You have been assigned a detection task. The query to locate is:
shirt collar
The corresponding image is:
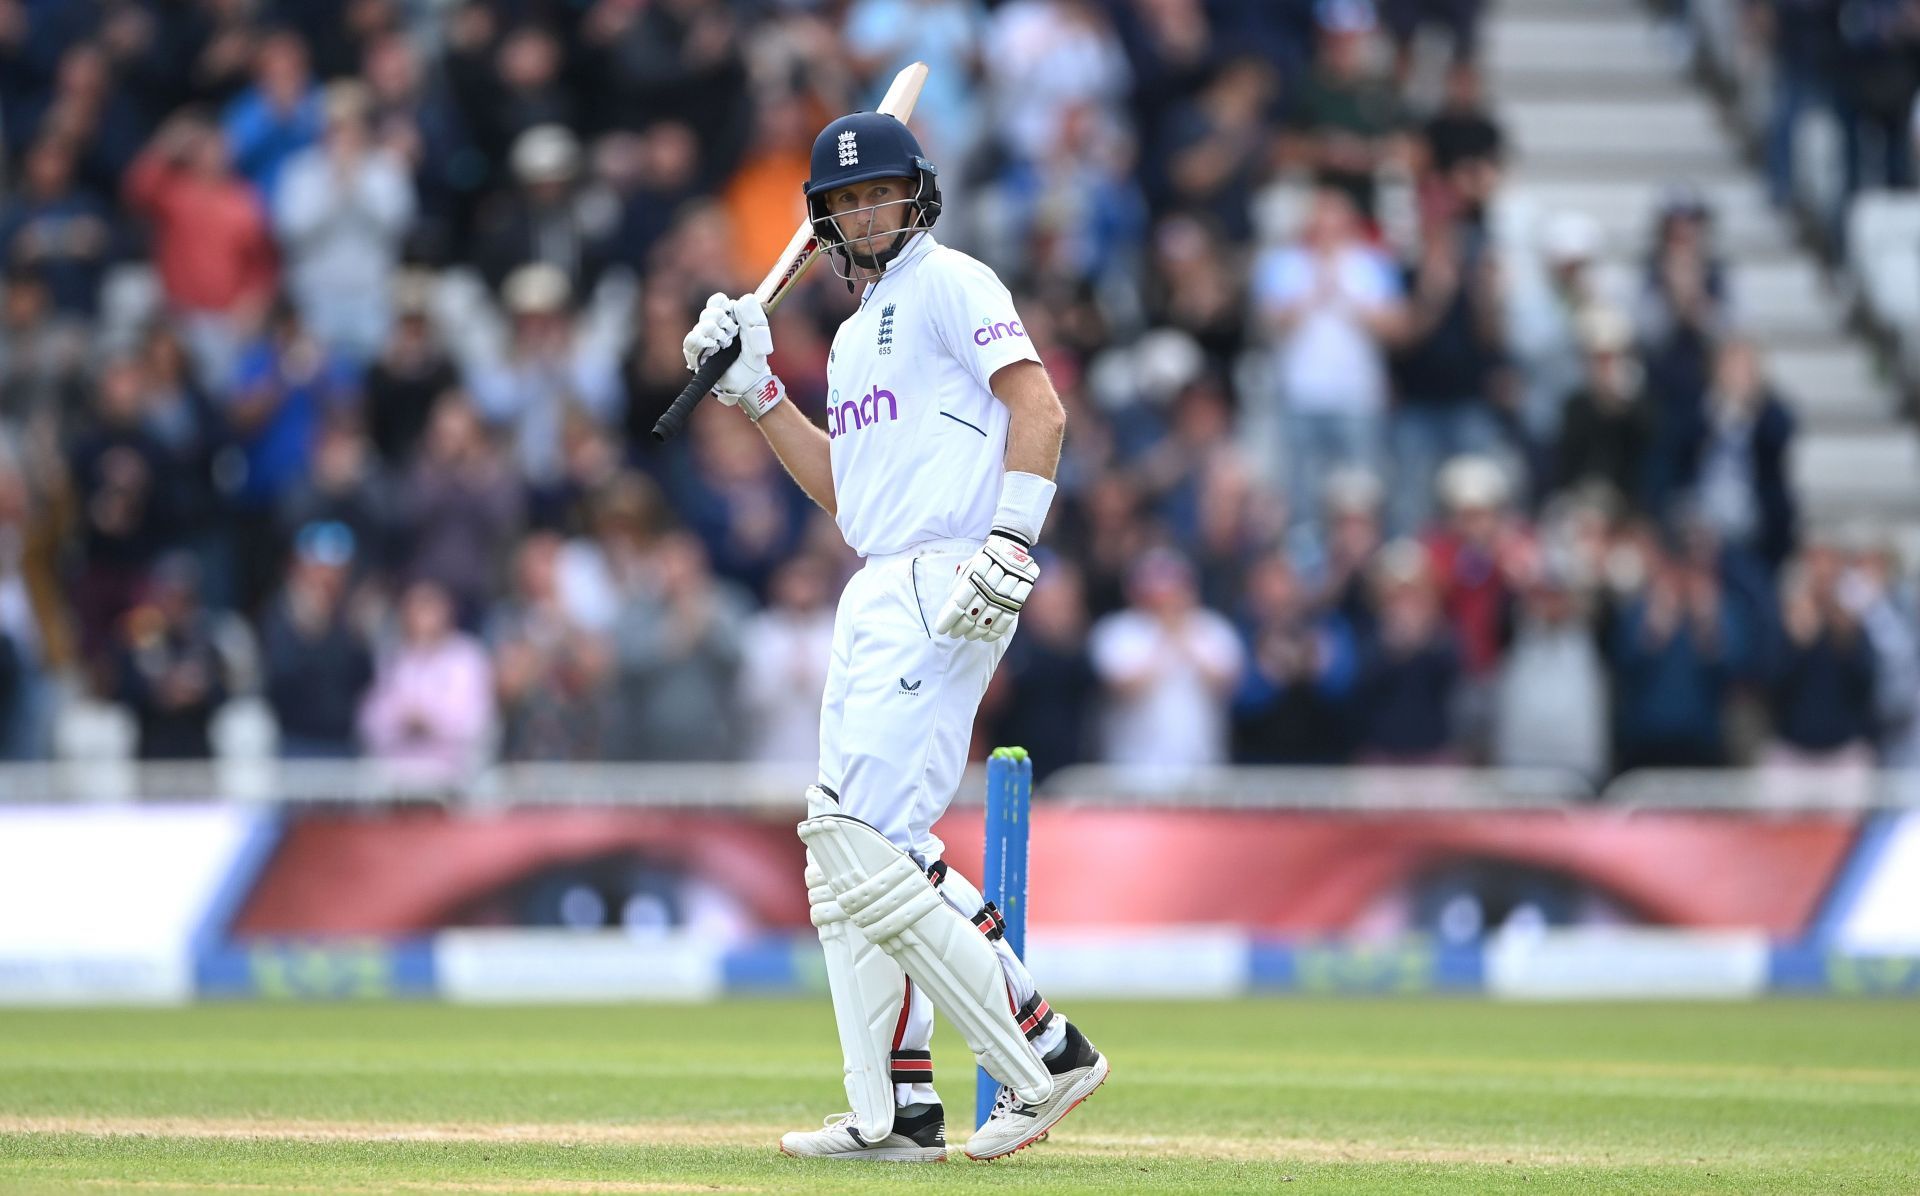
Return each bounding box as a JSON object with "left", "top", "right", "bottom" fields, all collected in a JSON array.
[{"left": 860, "top": 230, "right": 939, "bottom": 303}]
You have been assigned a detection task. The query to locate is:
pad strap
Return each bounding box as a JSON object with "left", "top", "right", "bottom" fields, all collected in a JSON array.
[
  {"left": 1014, "top": 991, "right": 1054, "bottom": 1042},
  {"left": 926, "top": 861, "right": 1006, "bottom": 942},
  {"left": 889, "top": 1048, "right": 933, "bottom": 1084},
  {"left": 972, "top": 902, "right": 1007, "bottom": 942}
]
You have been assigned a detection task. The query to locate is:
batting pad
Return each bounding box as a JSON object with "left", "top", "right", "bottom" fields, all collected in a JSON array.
[
  {"left": 804, "top": 790, "right": 906, "bottom": 1135},
  {"left": 798, "top": 813, "right": 1052, "bottom": 1104}
]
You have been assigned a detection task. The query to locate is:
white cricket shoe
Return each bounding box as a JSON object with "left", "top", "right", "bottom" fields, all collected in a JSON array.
[
  {"left": 965, "top": 1021, "right": 1110, "bottom": 1161},
  {"left": 778, "top": 1104, "right": 947, "bottom": 1162}
]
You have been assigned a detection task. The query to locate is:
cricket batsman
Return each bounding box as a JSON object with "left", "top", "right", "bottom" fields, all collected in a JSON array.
[{"left": 680, "top": 111, "right": 1108, "bottom": 1162}]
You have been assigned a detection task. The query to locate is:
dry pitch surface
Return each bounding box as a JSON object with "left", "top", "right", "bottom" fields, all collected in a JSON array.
[{"left": 0, "top": 999, "right": 1915, "bottom": 1193}]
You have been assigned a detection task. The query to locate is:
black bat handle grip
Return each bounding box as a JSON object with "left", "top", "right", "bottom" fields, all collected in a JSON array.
[{"left": 652, "top": 337, "right": 743, "bottom": 442}]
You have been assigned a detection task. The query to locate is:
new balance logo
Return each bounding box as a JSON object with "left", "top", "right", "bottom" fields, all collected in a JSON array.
[
  {"left": 898, "top": 677, "right": 922, "bottom": 695},
  {"left": 837, "top": 130, "right": 858, "bottom": 167}
]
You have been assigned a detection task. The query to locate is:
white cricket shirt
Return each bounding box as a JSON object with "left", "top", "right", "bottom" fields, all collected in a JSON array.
[{"left": 824, "top": 233, "right": 1042, "bottom": 557}]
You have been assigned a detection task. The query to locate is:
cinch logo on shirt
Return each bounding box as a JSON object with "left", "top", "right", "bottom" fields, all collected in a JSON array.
[
  {"left": 827, "top": 385, "right": 899, "bottom": 438},
  {"left": 973, "top": 317, "right": 1026, "bottom": 347}
]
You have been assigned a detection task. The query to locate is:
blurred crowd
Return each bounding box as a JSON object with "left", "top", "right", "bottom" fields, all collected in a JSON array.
[
  {"left": 1748, "top": 0, "right": 1920, "bottom": 223},
  {"left": 2, "top": 0, "right": 1918, "bottom": 790}
]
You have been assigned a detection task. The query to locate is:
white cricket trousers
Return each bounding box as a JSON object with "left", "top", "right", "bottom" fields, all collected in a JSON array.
[{"left": 815, "top": 537, "right": 1065, "bottom": 1106}]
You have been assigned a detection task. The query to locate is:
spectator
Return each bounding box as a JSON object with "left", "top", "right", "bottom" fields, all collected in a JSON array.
[
  {"left": 1842, "top": 534, "right": 1920, "bottom": 766},
  {"left": 68, "top": 358, "right": 180, "bottom": 665},
  {"left": 581, "top": 1, "right": 746, "bottom": 168},
  {"left": 113, "top": 554, "right": 230, "bottom": 759},
  {"left": 20, "top": 42, "right": 148, "bottom": 199},
  {"left": 361, "top": 30, "right": 479, "bottom": 258},
  {"left": 1352, "top": 540, "right": 1461, "bottom": 762},
  {"left": 358, "top": 578, "right": 493, "bottom": 783},
  {"left": 1134, "top": 378, "right": 1267, "bottom": 600},
  {"left": 1766, "top": 546, "right": 1877, "bottom": 768},
  {"left": 135, "top": 324, "right": 224, "bottom": 584},
  {"left": 1231, "top": 552, "right": 1357, "bottom": 763},
  {"left": 1508, "top": 210, "right": 1615, "bottom": 449},
  {"left": 1637, "top": 191, "right": 1726, "bottom": 446},
  {"left": 1089, "top": 548, "right": 1242, "bottom": 768},
  {"left": 468, "top": 263, "right": 623, "bottom": 499},
  {"left": 223, "top": 302, "right": 358, "bottom": 613},
  {"left": 0, "top": 137, "right": 114, "bottom": 318},
  {"left": 1420, "top": 63, "right": 1503, "bottom": 186},
  {"left": 736, "top": 555, "right": 837, "bottom": 769},
  {"left": 1061, "top": 473, "right": 1155, "bottom": 618},
  {"left": 1287, "top": 0, "right": 1404, "bottom": 218},
  {"left": 987, "top": 558, "right": 1099, "bottom": 781},
  {"left": 1389, "top": 214, "right": 1508, "bottom": 534},
  {"left": 123, "top": 113, "right": 278, "bottom": 386},
  {"left": 1492, "top": 558, "right": 1609, "bottom": 786},
  {"left": 1310, "top": 467, "right": 1388, "bottom": 639},
  {"left": 845, "top": 0, "right": 987, "bottom": 165},
  {"left": 1424, "top": 456, "right": 1525, "bottom": 685},
  {"left": 608, "top": 122, "right": 702, "bottom": 272},
  {"left": 221, "top": 29, "right": 322, "bottom": 205},
  {"left": 621, "top": 280, "right": 700, "bottom": 454},
  {"left": 0, "top": 443, "right": 51, "bottom": 759},
  {"left": 1385, "top": 4, "right": 1484, "bottom": 91},
  {"left": 274, "top": 81, "right": 416, "bottom": 361},
  {"left": 1609, "top": 540, "right": 1742, "bottom": 769},
  {"left": 478, "top": 24, "right": 576, "bottom": 163},
  {"left": 279, "top": 418, "right": 395, "bottom": 583},
  {"left": 261, "top": 521, "right": 373, "bottom": 758},
  {"left": 1159, "top": 57, "right": 1276, "bottom": 241},
  {"left": 664, "top": 399, "right": 811, "bottom": 599},
  {"left": 1759, "top": 0, "right": 1846, "bottom": 209},
  {"left": 476, "top": 125, "right": 618, "bottom": 299},
  {"left": 983, "top": 0, "right": 1132, "bottom": 170},
  {"left": 1552, "top": 307, "right": 1653, "bottom": 511},
  {"left": 0, "top": 267, "right": 88, "bottom": 437},
  {"left": 0, "top": 614, "right": 16, "bottom": 754},
  {"left": 1255, "top": 187, "right": 1406, "bottom": 541},
  {"left": 1675, "top": 339, "right": 1797, "bottom": 574},
  {"left": 488, "top": 531, "right": 613, "bottom": 762},
  {"left": 605, "top": 531, "right": 749, "bottom": 761},
  {"left": 400, "top": 394, "right": 523, "bottom": 625},
  {"left": 720, "top": 95, "right": 816, "bottom": 291},
  {"left": 1833, "top": 0, "right": 1916, "bottom": 198},
  {"left": 363, "top": 272, "right": 459, "bottom": 470},
  {"left": 1144, "top": 214, "right": 1246, "bottom": 382}
]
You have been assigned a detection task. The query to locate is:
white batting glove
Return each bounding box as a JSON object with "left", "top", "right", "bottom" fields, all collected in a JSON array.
[
  {"left": 682, "top": 292, "right": 785, "bottom": 421},
  {"left": 934, "top": 532, "right": 1039, "bottom": 643}
]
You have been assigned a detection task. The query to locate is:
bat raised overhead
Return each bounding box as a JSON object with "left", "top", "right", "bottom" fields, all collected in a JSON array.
[{"left": 651, "top": 62, "right": 930, "bottom": 442}]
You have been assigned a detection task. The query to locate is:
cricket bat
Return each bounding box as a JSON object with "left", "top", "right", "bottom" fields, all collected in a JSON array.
[{"left": 651, "top": 61, "right": 930, "bottom": 441}]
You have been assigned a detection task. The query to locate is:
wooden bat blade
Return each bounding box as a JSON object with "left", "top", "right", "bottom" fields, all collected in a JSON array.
[{"left": 877, "top": 61, "right": 928, "bottom": 118}]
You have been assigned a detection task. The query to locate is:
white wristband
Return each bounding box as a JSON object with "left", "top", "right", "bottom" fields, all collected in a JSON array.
[
  {"left": 990, "top": 470, "right": 1056, "bottom": 545},
  {"left": 731, "top": 373, "right": 786, "bottom": 422}
]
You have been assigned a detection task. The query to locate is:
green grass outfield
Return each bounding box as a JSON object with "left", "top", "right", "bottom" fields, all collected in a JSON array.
[{"left": 0, "top": 999, "right": 1915, "bottom": 1194}]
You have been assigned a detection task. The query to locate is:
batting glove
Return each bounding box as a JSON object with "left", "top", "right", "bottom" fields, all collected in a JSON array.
[
  {"left": 934, "top": 532, "right": 1039, "bottom": 643},
  {"left": 683, "top": 292, "right": 785, "bottom": 421}
]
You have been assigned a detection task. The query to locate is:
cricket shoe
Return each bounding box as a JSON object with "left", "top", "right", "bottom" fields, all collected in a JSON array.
[
  {"left": 778, "top": 1103, "right": 947, "bottom": 1162},
  {"left": 965, "top": 1021, "right": 1109, "bottom": 1161}
]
